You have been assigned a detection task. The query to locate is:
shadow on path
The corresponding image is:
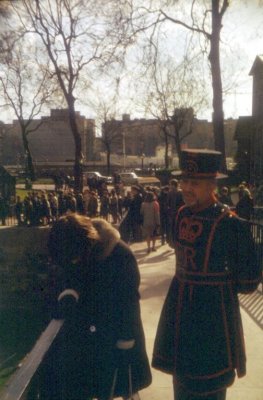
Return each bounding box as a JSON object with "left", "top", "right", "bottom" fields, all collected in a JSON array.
[
  {"left": 239, "top": 287, "right": 263, "bottom": 330},
  {"left": 134, "top": 248, "right": 175, "bottom": 264},
  {"left": 140, "top": 276, "right": 172, "bottom": 300}
]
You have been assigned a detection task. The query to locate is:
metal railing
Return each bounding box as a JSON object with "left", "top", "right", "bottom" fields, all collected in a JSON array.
[
  {"left": 249, "top": 220, "right": 263, "bottom": 292},
  {"left": 0, "top": 220, "right": 262, "bottom": 400},
  {"left": 0, "top": 319, "right": 64, "bottom": 400}
]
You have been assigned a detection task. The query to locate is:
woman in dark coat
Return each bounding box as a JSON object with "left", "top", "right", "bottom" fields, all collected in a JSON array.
[
  {"left": 43, "top": 213, "right": 151, "bottom": 400},
  {"left": 235, "top": 186, "right": 254, "bottom": 220}
]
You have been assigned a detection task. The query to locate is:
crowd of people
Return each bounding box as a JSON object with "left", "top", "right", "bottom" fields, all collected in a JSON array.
[
  {"left": 3, "top": 186, "right": 124, "bottom": 227},
  {"left": 0, "top": 177, "right": 258, "bottom": 254},
  {"left": 40, "top": 149, "right": 261, "bottom": 400}
]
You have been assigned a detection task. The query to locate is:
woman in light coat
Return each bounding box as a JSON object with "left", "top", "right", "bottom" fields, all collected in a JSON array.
[{"left": 140, "top": 191, "right": 160, "bottom": 253}]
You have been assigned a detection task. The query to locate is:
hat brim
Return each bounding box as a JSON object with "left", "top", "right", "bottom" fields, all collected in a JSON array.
[{"left": 171, "top": 171, "right": 228, "bottom": 180}]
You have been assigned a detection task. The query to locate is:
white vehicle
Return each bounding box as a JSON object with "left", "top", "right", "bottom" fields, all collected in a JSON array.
[
  {"left": 119, "top": 172, "right": 161, "bottom": 187},
  {"left": 84, "top": 171, "right": 112, "bottom": 184},
  {"left": 119, "top": 172, "right": 139, "bottom": 185}
]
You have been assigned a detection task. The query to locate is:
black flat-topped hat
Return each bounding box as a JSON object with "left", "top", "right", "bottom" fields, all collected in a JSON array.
[{"left": 172, "top": 149, "right": 228, "bottom": 179}]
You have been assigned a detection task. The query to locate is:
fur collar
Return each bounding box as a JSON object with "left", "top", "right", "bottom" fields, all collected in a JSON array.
[{"left": 91, "top": 218, "right": 120, "bottom": 260}]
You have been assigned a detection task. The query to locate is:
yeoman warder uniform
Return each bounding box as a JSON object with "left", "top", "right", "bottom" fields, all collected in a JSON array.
[{"left": 152, "top": 150, "right": 261, "bottom": 398}]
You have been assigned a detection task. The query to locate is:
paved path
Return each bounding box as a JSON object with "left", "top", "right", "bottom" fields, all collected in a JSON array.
[{"left": 129, "top": 241, "right": 263, "bottom": 400}]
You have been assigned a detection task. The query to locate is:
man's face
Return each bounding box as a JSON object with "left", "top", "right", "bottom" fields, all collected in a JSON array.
[{"left": 180, "top": 178, "right": 216, "bottom": 209}]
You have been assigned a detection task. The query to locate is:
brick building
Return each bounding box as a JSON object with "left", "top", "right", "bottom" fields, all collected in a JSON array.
[
  {"left": 0, "top": 108, "right": 237, "bottom": 171},
  {"left": 101, "top": 112, "right": 236, "bottom": 160},
  {"left": 0, "top": 109, "right": 96, "bottom": 166}
]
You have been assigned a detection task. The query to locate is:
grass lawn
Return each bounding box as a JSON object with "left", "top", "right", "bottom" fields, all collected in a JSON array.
[
  {"left": 16, "top": 178, "right": 54, "bottom": 185},
  {"left": 15, "top": 178, "right": 55, "bottom": 200}
]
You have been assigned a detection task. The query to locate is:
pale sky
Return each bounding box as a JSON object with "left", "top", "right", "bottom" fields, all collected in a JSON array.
[
  {"left": 0, "top": 0, "right": 263, "bottom": 123},
  {"left": 219, "top": 0, "right": 263, "bottom": 120}
]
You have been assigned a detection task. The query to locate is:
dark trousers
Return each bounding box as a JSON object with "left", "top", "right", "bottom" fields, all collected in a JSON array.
[{"left": 173, "top": 385, "right": 227, "bottom": 400}]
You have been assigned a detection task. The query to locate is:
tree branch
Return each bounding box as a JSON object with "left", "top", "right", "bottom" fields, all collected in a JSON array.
[{"left": 160, "top": 9, "right": 211, "bottom": 40}]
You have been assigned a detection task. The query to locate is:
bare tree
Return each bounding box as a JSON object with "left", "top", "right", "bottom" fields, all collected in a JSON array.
[
  {"left": 11, "top": 0, "right": 131, "bottom": 192},
  {"left": 144, "top": 41, "right": 208, "bottom": 167},
  {"left": 0, "top": 37, "right": 55, "bottom": 181},
  {"left": 100, "top": 114, "right": 122, "bottom": 175},
  {"left": 158, "top": 0, "right": 229, "bottom": 172},
  {"left": 117, "top": 0, "right": 228, "bottom": 171}
]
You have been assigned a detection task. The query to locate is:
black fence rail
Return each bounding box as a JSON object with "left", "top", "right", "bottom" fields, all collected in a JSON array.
[
  {"left": 0, "top": 221, "right": 262, "bottom": 400},
  {"left": 249, "top": 220, "right": 263, "bottom": 292},
  {"left": 252, "top": 206, "right": 263, "bottom": 223},
  {"left": 0, "top": 319, "right": 64, "bottom": 400}
]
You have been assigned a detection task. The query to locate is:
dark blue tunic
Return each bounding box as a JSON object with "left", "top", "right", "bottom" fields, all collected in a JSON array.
[{"left": 152, "top": 202, "right": 261, "bottom": 396}]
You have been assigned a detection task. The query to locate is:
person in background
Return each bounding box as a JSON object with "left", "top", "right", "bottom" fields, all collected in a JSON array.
[
  {"left": 140, "top": 191, "right": 160, "bottom": 253},
  {"left": 152, "top": 149, "right": 261, "bottom": 400},
  {"left": 76, "top": 192, "right": 85, "bottom": 215},
  {"left": 83, "top": 189, "right": 91, "bottom": 215},
  {"left": 125, "top": 185, "right": 143, "bottom": 242},
  {"left": 109, "top": 189, "right": 119, "bottom": 224},
  {"left": 117, "top": 192, "right": 124, "bottom": 220},
  {"left": 166, "top": 178, "right": 184, "bottom": 247},
  {"left": 15, "top": 195, "right": 24, "bottom": 226},
  {"left": 40, "top": 193, "right": 51, "bottom": 225},
  {"left": 158, "top": 185, "right": 170, "bottom": 245},
  {"left": 48, "top": 192, "right": 58, "bottom": 223},
  {"left": 43, "top": 213, "right": 152, "bottom": 400},
  {"left": 87, "top": 190, "right": 98, "bottom": 218},
  {"left": 65, "top": 191, "right": 77, "bottom": 213},
  {"left": 100, "top": 189, "right": 110, "bottom": 221},
  {"left": 217, "top": 186, "right": 234, "bottom": 207},
  {"left": 235, "top": 184, "right": 254, "bottom": 220}
]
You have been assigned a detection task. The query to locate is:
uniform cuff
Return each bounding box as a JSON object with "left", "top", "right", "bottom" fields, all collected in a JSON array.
[{"left": 58, "top": 289, "right": 79, "bottom": 302}]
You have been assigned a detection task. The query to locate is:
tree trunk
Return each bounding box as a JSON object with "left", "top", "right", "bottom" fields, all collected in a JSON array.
[
  {"left": 106, "top": 146, "right": 111, "bottom": 175},
  {"left": 173, "top": 128, "right": 183, "bottom": 168},
  {"left": 22, "top": 129, "right": 35, "bottom": 181},
  {"left": 161, "top": 125, "right": 170, "bottom": 169},
  {"left": 209, "top": 0, "right": 227, "bottom": 173},
  {"left": 67, "top": 102, "right": 83, "bottom": 193},
  {"left": 164, "top": 126, "right": 170, "bottom": 169}
]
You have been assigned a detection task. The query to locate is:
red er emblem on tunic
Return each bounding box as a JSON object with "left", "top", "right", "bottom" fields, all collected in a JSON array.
[{"left": 179, "top": 217, "right": 203, "bottom": 243}]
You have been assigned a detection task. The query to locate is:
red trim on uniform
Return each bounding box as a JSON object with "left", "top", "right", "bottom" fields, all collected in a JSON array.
[
  {"left": 174, "top": 377, "right": 231, "bottom": 397},
  {"left": 176, "top": 277, "right": 232, "bottom": 286},
  {"left": 174, "top": 282, "right": 185, "bottom": 365},
  {"left": 203, "top": 209, "right": 229, "bottom": 272},
  {"left": 220, "top": 286, "right": 233, "bottom": 369},
  {"left": 175, "top": 268, "right": 232, "bottom": 277},
  {"left": 229, "top": 282, "right": 241, "bottom": 374},
  {"left": 176, "top": 205, "right": 187, "bottom": 222},
  {"left": 173, "top": 374, "right": 233, "bottom": 395},
  {"left": 184, "top": 366, "right": 233, "bottom": 380},
  {"left": 238, "top": 277, "right": 262, "bottom": 284}
]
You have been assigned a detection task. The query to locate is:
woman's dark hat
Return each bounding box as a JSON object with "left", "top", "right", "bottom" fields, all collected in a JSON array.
[{"left": 172, "top": 149, "right": 228, "bottom": 180}]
